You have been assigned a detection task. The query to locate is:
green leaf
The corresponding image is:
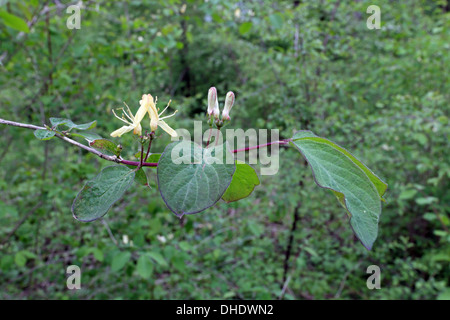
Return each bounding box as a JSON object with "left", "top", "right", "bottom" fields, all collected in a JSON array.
[
  {"left": 90, "top": 139, "right": 122, "bottom": 156},
  {"left": 33, "top": 129, "right": 55, "bottom": 140},
  {"left": 134, "top": 168, "right": 149, "bottom": 187},
  {"left": 87, "top": 247, "right": 104, "bottom": 262},
  {"left": 293, "top": 130, "right": 387, "bottom": 198},
  {"left": 136, "top": 255, "right": 154, "bottom": 279},
  {"left": 72, "top": 166, "right": 135, "bottom": 222},
  {"left": 416, "top": 197, "right": 438, "bottom": 205},
  {"left": 157, "top": 141, "right": 235, "bottom": 217},
  {"left": 14, "top": 250, "right": 36, "bottom": 267},
  {"left": 49, "top": 118, "right": 70, "bottom": 127},
  {"left": 71, "top": 132, "right": 103, "bottom": 143},
  {"left": 14, "top": 252, "right": 27, "bottom": 267},
  {"left": 291, "top": 130, "right": 385, "bottom": 250},
  {"left": 437, "top": 289, "right": 450, "bottom": 300},
  {"left": 0, "top": 10, "right": 30, "bottom": 33},
  {"left": 111, "top": 251, "right": 131, "bottom": 272},
  {"left": 222, "top": 161, "right": 260, "bottom": 202},
  {"left": 269, "top": 13, "right": 284, "bottom": 29},
  {"left": 178, "top": 241, "right": 192, "bottom": 252},
  {"left": 50, "top": 117, "right": 97, "bottom": 131},
  {"left": 398, "top": 189, "right": 417, "bottom": 200},
  {"left": 146, "top": 252, "right": 168, "bottom": 267},
  {"left": 134, "top": 152, "right": 161, "bottom": 164},
  {"left": 239, "top": 22, "right": 252, "bottom": 35}
]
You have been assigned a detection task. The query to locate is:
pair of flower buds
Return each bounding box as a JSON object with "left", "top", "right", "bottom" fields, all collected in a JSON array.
[{"left": 207, "top": 87, "right": 235, "bottom": 122}]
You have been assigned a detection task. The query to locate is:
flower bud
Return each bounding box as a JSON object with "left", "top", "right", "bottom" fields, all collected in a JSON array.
[
  {"left": 207, "top": 87, "right": 220, "bottom": 120},
  {"left": 221, "top": 91, "right": 235, "bottom": 120}
]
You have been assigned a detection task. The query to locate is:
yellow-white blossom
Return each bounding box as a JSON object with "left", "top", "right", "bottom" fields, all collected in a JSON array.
[
  {"left": 110, "top": 102, "right": 147, "bottom": 137},
  {"left": 141, "top": 94, "right": 178, "bottom": 137}
]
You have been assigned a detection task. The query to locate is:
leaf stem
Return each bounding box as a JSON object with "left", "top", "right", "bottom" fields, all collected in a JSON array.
[
  {"left": 143, "top": 132, "right": 154, "bottom": 163},
  {"left": 232, "top": 140, "right": 290, "bottom": 153},
  {"left": 205, "top": 127, "right": 212, "bottom": 148}
]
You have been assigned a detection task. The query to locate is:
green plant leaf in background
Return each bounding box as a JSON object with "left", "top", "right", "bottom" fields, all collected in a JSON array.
[
  {"left": 111, "top": 251, "right": 131, "bottom": 272},
  {"left": 136, "top": 255, "right": 154, "bottom": 279},
  {"left": 50, "top": 117, "right": 97, "bottom": 131},
  {"left": 291, "top": 130, "right": 386, "bottom": 250},
  {"left": 269, "top": 13, "right": 284, "bottom": 30},
  {"left": 146, "top": 251, "right": 168, "bottom": 267},
  {"left": 222, "top": 160, "right": 260, "bottom": 203},
  {"left": 157, "top": 141, "right": 236, "bottom": 217},
  {"left": 239, "top": 22, "right": 252, "bottom": 35},
  {"left": 33, "top": 129, "right": 55, "bottom": 140},
  {"left": 72, "top": 165, "right": 135, "bottom": 222},
  {"left": 0, "top": 10, "right": 30, "bottom": 33},
  {"left": 14, "top": 250, "right": 36, "bottom": 267}
]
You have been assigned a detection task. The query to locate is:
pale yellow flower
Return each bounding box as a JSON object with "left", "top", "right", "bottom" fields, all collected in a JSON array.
[
  {"left": 110, "top": 101, "right": 147, "bottom": 137},
  {"left": 141, "top": 94, "right": 178, "bottom": 137}
]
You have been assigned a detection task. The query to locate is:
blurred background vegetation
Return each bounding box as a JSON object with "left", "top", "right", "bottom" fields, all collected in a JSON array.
[{"left": 0, "top": 0, "right": 449, "bottom": 299}]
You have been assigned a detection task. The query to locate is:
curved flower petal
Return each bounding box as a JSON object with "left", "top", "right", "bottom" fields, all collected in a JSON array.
[
  {"left": 134, "top": 102, "right": 149, "bottom": 124},
  {"left": 110, "top": 125, "right": 135, "bottom": 137},
  {"left": 146, "top": 95, "right": 159, "bottom": 123},
  {"left": 157, "top": 120, "right": 178, "bottom": 137}
]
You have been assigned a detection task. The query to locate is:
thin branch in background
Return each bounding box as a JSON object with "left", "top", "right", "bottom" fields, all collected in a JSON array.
[
  {"left": 334, "top": 260, "right": 362, "bottom": 299},
  {"left": 279, "top": 274, "right": 292, "bottom": 300},
  {"left": 1, "top": 201, "right": 43, "bottom": 245},
  {"left": 322, "top": 0, "right": 341, "bottom": 50},
  {"left": 0, "top": 133, "right": 13, "bottom": 163},
  {"left": 281, "top": 203, "right": 301, "bottom": 288},
  {"left": 101, "top": 218, "right": 119, "bottom": 247}
]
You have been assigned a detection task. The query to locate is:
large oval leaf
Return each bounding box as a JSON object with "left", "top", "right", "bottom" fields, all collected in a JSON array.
[
  {"left": 72, "top": 165, "right": 135, "bottom": 222},
  {"left": 293, "top": 130, "right": 387, "bottom": 198},
  {"left": 291, "top": 131, "right": 385, "bottom": 250},
  {"left": 157, "top": 141, "right": 236, "bottom": 217}
]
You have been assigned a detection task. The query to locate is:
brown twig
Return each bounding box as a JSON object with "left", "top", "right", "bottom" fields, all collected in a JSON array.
[{"left": 281, "top": 203, "right": 301, "bottom": 288}]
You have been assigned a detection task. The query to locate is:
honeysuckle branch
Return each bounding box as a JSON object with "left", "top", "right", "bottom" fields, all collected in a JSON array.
[
  {"left": 0, "top": 118, "right": 290, "bottom": 167},
  {"left": 0, "top": 118, "right": 158, "bottom": 167}
]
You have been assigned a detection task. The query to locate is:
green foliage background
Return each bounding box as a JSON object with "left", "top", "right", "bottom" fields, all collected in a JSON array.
[{"left": 0, "top": 0, "right": 449, "bottom": 299}]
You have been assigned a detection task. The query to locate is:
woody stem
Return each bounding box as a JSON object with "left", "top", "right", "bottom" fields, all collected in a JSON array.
[
  {"left": 143, "top": 133, "right": 154, "bottom": 163},
  {"left": 139, "top": 142, "right": 144, "bottom": 169}
]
